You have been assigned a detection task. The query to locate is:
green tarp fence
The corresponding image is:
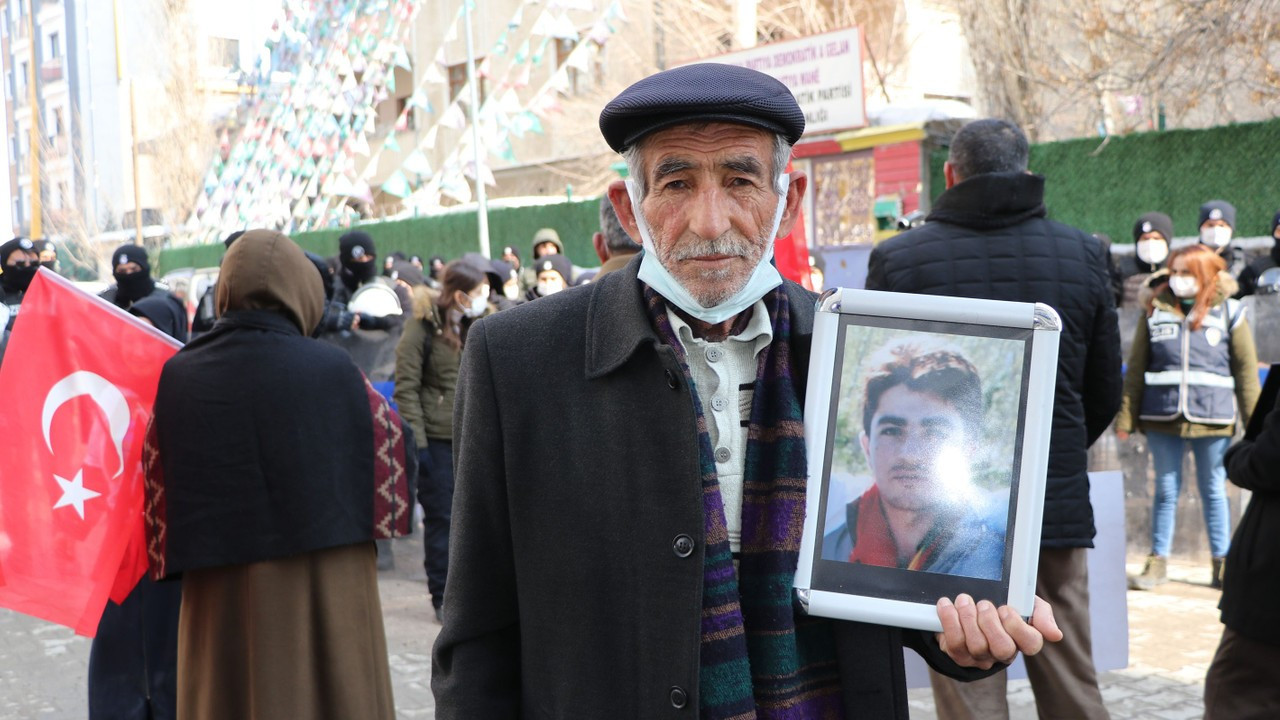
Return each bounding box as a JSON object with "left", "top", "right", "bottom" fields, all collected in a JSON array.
[{"left": 158, "top": 198, "right": 603, "bottom": 274}]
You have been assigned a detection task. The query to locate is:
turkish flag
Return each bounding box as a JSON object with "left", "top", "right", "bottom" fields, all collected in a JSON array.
[
  {"left": 0, "top": 269, "right": 179, "bottom": 636},
  {"left": 774, "top": 160, "right": 813, "bottom": 290}
]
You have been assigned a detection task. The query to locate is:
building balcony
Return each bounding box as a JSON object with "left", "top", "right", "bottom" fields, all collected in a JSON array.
[{"left": 41, "top": 57, "right": 63, "bottom": 83}]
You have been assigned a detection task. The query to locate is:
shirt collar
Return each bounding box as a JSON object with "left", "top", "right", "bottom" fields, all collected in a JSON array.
[{"left": 667, "top": 298, "right": 773, "bottom": 357}]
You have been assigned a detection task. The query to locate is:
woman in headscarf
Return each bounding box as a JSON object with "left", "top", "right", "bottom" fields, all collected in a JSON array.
[{"left": 143, "top": 230, "right": 416, "bottom": 720}]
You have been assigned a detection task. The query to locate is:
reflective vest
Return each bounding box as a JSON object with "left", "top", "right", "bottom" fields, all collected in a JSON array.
[{"left": 1139, "top": 299, "right": 1242, "bottom": 425}]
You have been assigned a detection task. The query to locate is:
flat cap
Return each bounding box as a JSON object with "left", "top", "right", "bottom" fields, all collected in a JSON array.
[{"left": 599, "top": 63, "right": 805, "bottom": 153}]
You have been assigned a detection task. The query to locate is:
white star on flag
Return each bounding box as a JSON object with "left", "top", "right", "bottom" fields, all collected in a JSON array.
[{"left": 53, "top": 470, "right": 101, "bottom": 519}]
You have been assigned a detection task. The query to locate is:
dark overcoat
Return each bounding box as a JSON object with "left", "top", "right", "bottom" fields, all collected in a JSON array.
[
  {"left": 1220, "top": 382, "right": 1280, "bottom": 646},
  {"left": 432, "top": 256, "right": 990, "bottom": 719}
]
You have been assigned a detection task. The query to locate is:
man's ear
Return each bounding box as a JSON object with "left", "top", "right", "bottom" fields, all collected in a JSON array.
[
  {"left": 607, "top": 180, "right": 640, "bottom": 241},
  {"left": 592, "top": 232, "right": 609, "bottom": 264},
  {"left": 943, "top": 161, "right": 957, "bottom": 189},
  {"left": 774, "top": 170, "right": 809, "bottom": 239},
  {"left": 860, "top": 431, "right": 872, "bottom": 467}
]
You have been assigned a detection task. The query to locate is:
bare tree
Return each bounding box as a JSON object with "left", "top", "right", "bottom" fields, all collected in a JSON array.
[
  {"left": 953, "top": 0, "right": 1280, "bottom": 141},
  {"left": 148, "top": 0, "right": 210, "bottom": 229}
]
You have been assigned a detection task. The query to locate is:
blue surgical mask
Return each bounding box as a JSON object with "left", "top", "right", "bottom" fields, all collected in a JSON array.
[{"left": 627, "top": 175, "right": 789, "bottom": 325}]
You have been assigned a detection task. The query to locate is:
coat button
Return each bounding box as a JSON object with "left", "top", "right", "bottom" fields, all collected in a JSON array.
[
  {"left": 665, "top": 370, "right": 679, "bottom": 389},
  {"left": 669, "top": 686, "right": 688, "bottom": 709},
  {"left": 714, "top": 446, "right": 731, "bottom": 463},
  {"left": 711, "top": 396, "right": 727, "bottom": 412},
  {"left": 672, "top": 534, "right": 695, "bottom": 558},
  {"left": 706, "top": 346, "right": 723, "bottom": 362}
]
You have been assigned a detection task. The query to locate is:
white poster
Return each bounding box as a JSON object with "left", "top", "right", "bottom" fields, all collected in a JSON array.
[{"left": 689, "top": 28, "right": 867, "bottom": 136}]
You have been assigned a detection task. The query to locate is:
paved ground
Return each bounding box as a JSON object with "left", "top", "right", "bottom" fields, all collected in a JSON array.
[
  {"left": 0, "top": 548, "right": 1221, "bottom": 719},
  {"left": 907, "top": 559, "right": 1222, "bottom": 720}
]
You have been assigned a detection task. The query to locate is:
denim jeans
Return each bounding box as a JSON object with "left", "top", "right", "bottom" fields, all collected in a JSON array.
[{"left": 1146, "top": 430, "right": 1231, "bottom": 558}]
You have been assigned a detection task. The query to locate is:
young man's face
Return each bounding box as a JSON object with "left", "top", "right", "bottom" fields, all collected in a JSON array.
[{"left": 861, "top": 384, "right": 971, "bottom": 513}]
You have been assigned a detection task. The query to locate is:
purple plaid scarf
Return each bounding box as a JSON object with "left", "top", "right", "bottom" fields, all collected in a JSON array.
[{"left": 644, "top": 285, "right": 844, "bottom": 719}]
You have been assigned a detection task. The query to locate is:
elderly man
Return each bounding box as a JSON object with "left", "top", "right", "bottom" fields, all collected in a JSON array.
[
  {"left": 867, "top": 118, "right": 1121, "bottom": 719},
  {"left": 432, "top": 65, "right": 1060, "bottom": 718},
  {"left": 822, "top": 340, "right": 1005, "bottom": 582}
]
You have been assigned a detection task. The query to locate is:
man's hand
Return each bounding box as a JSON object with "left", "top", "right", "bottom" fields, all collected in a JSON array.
[{"left": 935, "top": 594, "right": 1063, "bottom": 670}]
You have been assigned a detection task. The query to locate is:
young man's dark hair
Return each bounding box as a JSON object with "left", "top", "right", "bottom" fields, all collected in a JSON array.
[
  {"left": 861, "top": 340, "right": 984, "bottom": 440},
  {"left": 946, "top": 119, "right": 1029, "bottom": 181}
]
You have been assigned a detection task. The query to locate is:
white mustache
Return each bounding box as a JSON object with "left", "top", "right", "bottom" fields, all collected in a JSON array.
[{"left": 667, "top": 233, "right": 755, "bottom": 262}]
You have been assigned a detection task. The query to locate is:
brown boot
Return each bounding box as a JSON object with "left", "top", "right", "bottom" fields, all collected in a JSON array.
[
  {"left": 1128, "top": 554, "right": 1168, "bottom": 591},
  {"left": 1211, "top": 557, "right": 1225, "bottom": 589}
]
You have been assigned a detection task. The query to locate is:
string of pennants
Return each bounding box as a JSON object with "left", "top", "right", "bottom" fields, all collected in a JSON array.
[{"left": 189, "top": 0, "right": 629, "bottom": 242}]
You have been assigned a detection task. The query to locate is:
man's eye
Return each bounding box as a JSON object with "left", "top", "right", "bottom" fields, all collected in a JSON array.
[
  {"left": 878, "top": 426, "right": 902, "bottom": 438},
  {"left": 729, "top": 177, "right": 754, "bottom": 187},
  {"left": 663, "top": 180, "right": 688, "bottom": 191}
]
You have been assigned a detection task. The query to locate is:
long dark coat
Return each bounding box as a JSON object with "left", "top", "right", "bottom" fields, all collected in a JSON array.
[
  {"left": 1221, "top": 379, "right": 1280, "bottom": 646},
  {"left": 432, "top": 256, "right": 989, "bottom": 719},
  {"left": 865, "top": 172, "right": 1123, "bottom": 548}
]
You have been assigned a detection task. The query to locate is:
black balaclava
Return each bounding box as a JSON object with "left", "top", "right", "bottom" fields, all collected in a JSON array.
[
  {"left": 111, "top": 243, "right": 155, "bottom": 305},
  {"left": 37, "top": 239, "right": 57, "bottom": 271},
  {"left": 1, "top": 237, "right": 38, "bottom": 294},
  {"left": 338, "top": 230, "right": 377, "bottom": 292}
]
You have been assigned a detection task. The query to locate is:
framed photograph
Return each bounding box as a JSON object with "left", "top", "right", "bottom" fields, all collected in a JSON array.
[{"left": 794, "top": 288, "right": 1061, "bottom": 633}]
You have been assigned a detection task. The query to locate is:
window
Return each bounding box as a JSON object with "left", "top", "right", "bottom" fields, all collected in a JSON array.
[
  {"left": 447, "top": 60, "right": 485, "bottom": 104},
  {"left": 208, "top": 37, "right": 240, "bottom": 69},
  {"left": 48, "top": 31, "right": 59, "bottom": 59},
  {"left": 555, "top": 39, "right": 579, "bottom": 94}
]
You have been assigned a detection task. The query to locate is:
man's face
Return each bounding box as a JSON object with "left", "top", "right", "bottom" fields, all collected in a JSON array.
[
  {"left": 627, "top": 123, "right": 786, "bottom": 307},
  {"left": 115, "top": 261, "right": 143, "bottom": 275},
  {"left": 534, "top": 242, "right": 559, "bottom": 258},
  {"left": 861, "top": 384, "right": 972, "bottom": 513}
]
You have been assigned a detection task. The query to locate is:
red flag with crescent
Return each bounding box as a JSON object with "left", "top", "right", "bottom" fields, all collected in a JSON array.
[{"left": 0, "top": 269, "right": 179, "bottom": 636}]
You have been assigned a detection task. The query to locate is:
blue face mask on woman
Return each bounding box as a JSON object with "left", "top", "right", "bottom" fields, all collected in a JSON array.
[{"left": 627, "top": 174, "right": 789, "bottom": 325}]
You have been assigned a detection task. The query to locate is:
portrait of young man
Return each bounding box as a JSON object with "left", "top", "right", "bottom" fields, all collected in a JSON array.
[{"left": 821, "top": 339, "right": 1007, "bottom": 582}]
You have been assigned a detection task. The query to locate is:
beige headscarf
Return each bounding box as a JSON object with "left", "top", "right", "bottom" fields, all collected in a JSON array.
[{"left": 215, "top": 229, "right": 324, "bottom": 334}]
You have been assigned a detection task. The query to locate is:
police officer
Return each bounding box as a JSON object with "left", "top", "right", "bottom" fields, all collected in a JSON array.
[
  {"left": 100, "top": 244, "right": 170, "bottom": 311},
  {"left": 0, "top": 237, "right": 40, "bottom": 363}
]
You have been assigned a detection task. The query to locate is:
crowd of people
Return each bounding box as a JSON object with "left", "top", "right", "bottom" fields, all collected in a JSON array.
[{"left": 1, "top": 60, "right": 1279, "bottom": 720}]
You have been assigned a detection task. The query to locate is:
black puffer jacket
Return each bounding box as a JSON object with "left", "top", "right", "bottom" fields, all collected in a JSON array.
[{"left": 866, "top": 171, "right": 1122, "bottom": 548}]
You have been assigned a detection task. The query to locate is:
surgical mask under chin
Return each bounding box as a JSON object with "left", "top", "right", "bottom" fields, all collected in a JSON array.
[
  {"left": 1169, "top": 275, "right": 1199, "bottom": 298},
  {"left": 628, "top": 175, "right": 788, "bottom": 325},
  {"left": 1201, "top": 225, "right": 1232, "bottom": 248},
  {"left": 1136, "top": 239, "right": 1168, "bottom": 266}
]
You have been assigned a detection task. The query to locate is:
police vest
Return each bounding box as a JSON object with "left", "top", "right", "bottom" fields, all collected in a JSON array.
[{"left": 1139, "top": 299, "right": 1241, "bottom": 425}]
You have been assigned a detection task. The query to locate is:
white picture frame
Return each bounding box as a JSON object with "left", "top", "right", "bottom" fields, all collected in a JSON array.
[{"left": 795, "top": 288, "right": 1061, "bottom": 633}]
